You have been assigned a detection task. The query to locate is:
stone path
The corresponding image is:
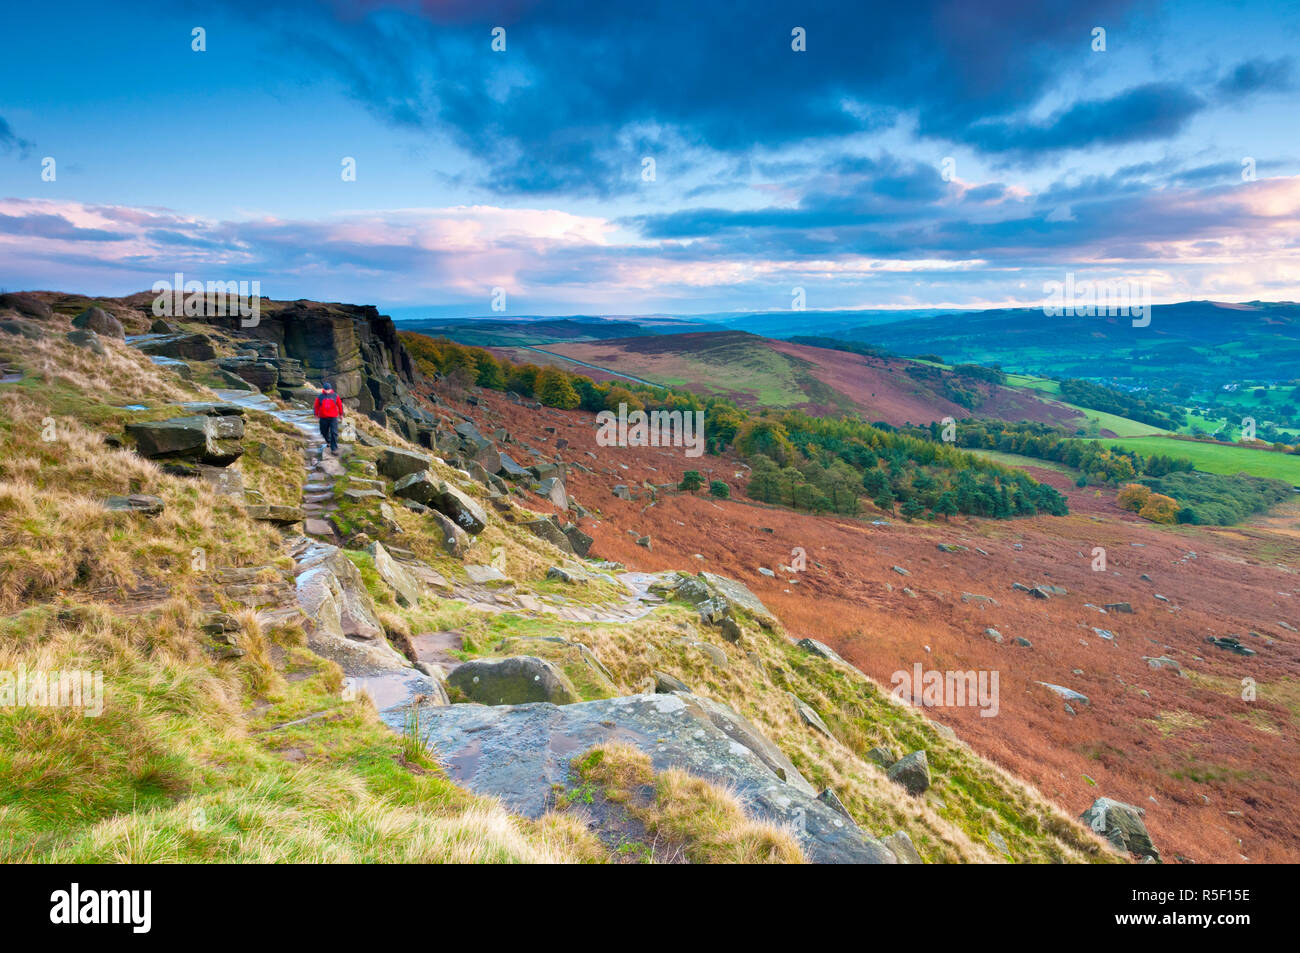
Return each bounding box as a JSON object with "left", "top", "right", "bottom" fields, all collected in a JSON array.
[{"left": 213, "top": 389, "right": 346, "bottom": 540}]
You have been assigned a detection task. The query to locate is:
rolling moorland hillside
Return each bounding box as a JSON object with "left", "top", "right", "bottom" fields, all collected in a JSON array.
[
  {"left": 1, "top": 290, "right": 1151, "bottom": 865},
  {"left": 494, "top": 331, "right": 1095, "bottom": 430},
  {"left": 401, "top": 327, "right": 1300, "bottom": 863}
]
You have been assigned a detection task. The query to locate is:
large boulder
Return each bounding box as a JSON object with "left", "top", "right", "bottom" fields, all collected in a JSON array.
[
  {"left": 697, "top": 572, "right": 777, "bottom": 628},
  {"left": 293, "top": 540, "right": 386, "bottom": 647},
  {"left": 377, "top": 446, "right": 433, "bottom": 480},
  {"left": 244, "top": 504, "right": 304, "bottom": 525},
  {"left": 562, "top": 524, "right": 594, "bottom": 558},
  {"left": 448, "top": 656, "right": 578, "bottom": 705},
  {"left": 66, "top": 329, "right": 105, "bottom": 354},
  {"left": 1081, "top": 797, "right": 1160, "bottom": 862},
  {"left": 368, "top": 541, "right": 423, "bottom": 607},
  {"left": 398, "top": 692, "right": 898, "bottom": 864},
  {"left": 392, "top": 472, "right": 487, "bottom": 534},
  {"left": 887, "top": 750, "right": 931, "bottom": 795},
  {"left": 537, "top": 476, "right": 569, "bottom": 510},
  {"left": 523, "top": 518, "right": 574, "bottom": 554},
  {"left": 126, "top": 412, "right": 244, "bottom": 465},
  {"left": 498, "top": 453, "right": 529, "bottom": 479},
  {"left": 427, "top": 509, "right": 470, "bottom": 557},
  {"left": 135, "top": 333, "right": 216, "bottom": 361},
  {"left": 0, "top": 292, "right": 52, "bottom": 321},
  {"left": 71, "top": 306, "right": 124, "bottom": 339}
]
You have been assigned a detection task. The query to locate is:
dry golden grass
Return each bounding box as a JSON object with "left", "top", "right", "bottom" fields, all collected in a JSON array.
[{"left": 567, "top": 743, "right": 805, "bottom": 864}]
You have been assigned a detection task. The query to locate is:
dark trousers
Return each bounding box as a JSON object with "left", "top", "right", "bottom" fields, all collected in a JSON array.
[{"left": 319, "top": 416, "right": 339, "bottom": 452}]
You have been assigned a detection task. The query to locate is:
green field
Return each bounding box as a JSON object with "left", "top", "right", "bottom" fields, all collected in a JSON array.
[
  {"left": 964, "top": 448, "right": 1077, "bottom": 475},
  {"left": 1002, "top": 373, "right": 1061, "bottom": 396},
  {"left": 1055, "top": 401, "right": 1170, "bottom": 437},
  {"left": 1094, "top": 436, "right": 1300, "bottom": 484}
]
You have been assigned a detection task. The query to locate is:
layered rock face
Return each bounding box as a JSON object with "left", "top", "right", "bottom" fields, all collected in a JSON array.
[{"left": 217, "top": 300, "right": 419, "bottom": 418}]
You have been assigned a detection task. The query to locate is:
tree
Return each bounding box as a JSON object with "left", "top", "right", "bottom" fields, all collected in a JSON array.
[
  {"left": 900, "top": 498, "right": 925, "bottom": 522},
  {"left": 604, "top": 385, "right": 643, "bottom": 413},
  {"left": 536, "top": 368, "right": 581, "bottom": 409},
  {"left": 1139, "top": 492, "right": 1180, "bottom": 524},
  {"left": 934, "top": 491, "right": 958, "bottom": 521},
  {"left": 473, "top": 351, "right": 506, "bottom": 389},
  {"left": 1117, "top": 483, "right": 1152, "bottom": 512},
  {"left": 709, "top": 480, "right": 730, "bottom": 499},
  {"left": 745, "top": 455, "right": 783, "bottom": 503},
  {"left": 736, "top": 419, "right": 796, "bottom": 467},
  {"left": 679, "top": 470, "right": 704, "bottom": 494}
]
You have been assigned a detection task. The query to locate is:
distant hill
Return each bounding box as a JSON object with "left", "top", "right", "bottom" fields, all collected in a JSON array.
[
  {"left": 842, "top": 301, "right": 1300, "bottom": 387},
  {"left": 532, "top": 330, "right": 1092, "bottom": 429},
  {"left": 397, "top": 315, "right": 709, "bottom": 347}
]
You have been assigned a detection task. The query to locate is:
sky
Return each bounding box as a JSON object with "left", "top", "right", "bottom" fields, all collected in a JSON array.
[{"left": 2, "top": 0, "right": 1299, "bottom": 318}]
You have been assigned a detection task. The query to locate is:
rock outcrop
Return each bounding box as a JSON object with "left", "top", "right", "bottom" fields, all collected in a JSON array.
[
  {"left": 448, "top": 656, "right": 578, "bottom": 705},
  {"left": 126, "top": 405, "right": 246, "bottom": 466},
  {"left": 1080, "top": 797, "right": 1160, "bottom": 862},
  {"left": 396, "top": 692, "right": 899, "bottom": 864}
]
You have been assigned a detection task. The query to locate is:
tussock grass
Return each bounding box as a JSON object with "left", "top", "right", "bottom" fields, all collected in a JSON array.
[
  {"left": 0, "top": 327, "right": 606, "bottom": 864},
  {"left": 565, "top": 743, "right": 805, "bottom": 864},
  {"left": 499, "top": 600, "right": 1113, "bottom": 863}
]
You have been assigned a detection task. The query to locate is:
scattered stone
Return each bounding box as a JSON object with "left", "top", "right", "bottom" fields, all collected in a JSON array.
[
  {"left": 524, "top": 517, "right": 575, "bottom": 554},
  {"left": 884, "top": 830, "right": 924, "bottom": 864},
  {"left": 867, "top": 746, "right": 897, "bottom": 769},
  {"left": 562, "top": 524, "right": 593, "bottom": 557},
  {"left": 1144, "top": 656, "right": 1181, "bottom": 672},
  {"left": 789, "top": 694, "right": 833, "bottom": 738},
  {"left": 988, "top": 830, "right": 1011, "bottom": 857},
  {"left": 797, "top": 638, "right": 846, "bottom": 664},
  {"left": 1104, "top": 602, "right": 1134, "bottom": 614},
  {"left": 464, "top": 564, "right": 509, "bottom": 586},
  {"left": 719, "top": 615, "right": 743, "bottom": 643},
  {"left": 892, "top": 566, "right": 909, "bottom": 576},
  {"left": 1205, "top": 636, "right": 1256, "bottom": 657},
  {"left": 983, "top": 627, "right": 1003, "bottom": 643},
  {"left": 393, "top": 472, "right": 487, "bottom": 533},
  {"left": 546, "top": 566, "right": 587, "bottom": 585},
  {"left": 104, "top": 494, "right": 164, "bottom": 516},
  {"left": 1038, "top": 682, "right": 1090, "bottom": 706},
  {"left": 652, "top": 670, "right": 690, "bottom": 694},
  {"left": 692, "top": 642, "right": 728, "bottom": 668},
  {"left": 245, "top": 504, "right": 304, "bottom": 525},
  {"left": 1014, "top": 637, "right": 1033, "bottom": 647},
  {"left": 636, "top": 534, "right": 652, "bottom": 549}
]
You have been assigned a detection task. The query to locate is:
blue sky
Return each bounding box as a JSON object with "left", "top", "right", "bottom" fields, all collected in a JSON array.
[{"left": 2, "top": 0, "right": 1299, "bottom": 317}]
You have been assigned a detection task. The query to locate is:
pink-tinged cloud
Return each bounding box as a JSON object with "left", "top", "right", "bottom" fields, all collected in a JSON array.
[{"left": 2, "top": 178, "right": 1300, "bottom": 311}]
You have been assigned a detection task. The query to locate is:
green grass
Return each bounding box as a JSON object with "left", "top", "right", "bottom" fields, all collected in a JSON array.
[
  {"left": 964, "top": 448, "right": 1077, "bottom": 475},
  {"left": 1054, "top": 401, "right": 1169, "bottom": 437},
  {"left": 1003, "top": 373, "right": 1061, "bottom": 396},
  {"left": 1096, "top": 436, "right": 1300, "bottom": 483}
]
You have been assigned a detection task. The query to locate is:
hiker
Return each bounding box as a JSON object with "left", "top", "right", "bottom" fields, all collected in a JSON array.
[{"left": 313, "top": 381, "right": 344, "bottom": 454}]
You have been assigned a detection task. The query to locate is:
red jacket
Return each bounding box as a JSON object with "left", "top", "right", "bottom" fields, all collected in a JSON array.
[{"left": 314, "top": 392, "right": 344, "bottom": 418}]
